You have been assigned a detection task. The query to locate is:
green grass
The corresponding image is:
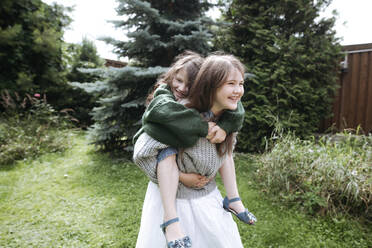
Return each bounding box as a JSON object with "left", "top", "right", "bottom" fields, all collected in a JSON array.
[
  {"left": 0, "top": 132, "right": 371, "bottom": 247},
  {"left": 0, "top": 131, "right": 147, "bottom": 247}
]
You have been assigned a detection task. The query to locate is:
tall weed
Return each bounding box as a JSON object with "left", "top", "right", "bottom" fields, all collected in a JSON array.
[
  {"left": 0, "top": 92, "right": 74, "bottom": 165},
  {"left": 256, "top": 128, "right": 372, "bottom": 219}
]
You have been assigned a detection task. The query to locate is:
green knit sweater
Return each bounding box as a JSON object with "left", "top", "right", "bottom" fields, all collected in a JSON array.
[{"left": 134, "top": 84, "right": 245, "bottom": 148}]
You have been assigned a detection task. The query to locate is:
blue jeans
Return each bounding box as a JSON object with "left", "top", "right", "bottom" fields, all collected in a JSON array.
[{"left": 157, "top": 147, "right": 178, "bottom": 163}]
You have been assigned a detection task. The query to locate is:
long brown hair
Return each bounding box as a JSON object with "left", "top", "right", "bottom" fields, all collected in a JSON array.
[
  {"left": 146, "top": 51, "right": 204, "bottom": 105},
  {"left": 187, "top": 53, "right": 245, "bottom": 156}
]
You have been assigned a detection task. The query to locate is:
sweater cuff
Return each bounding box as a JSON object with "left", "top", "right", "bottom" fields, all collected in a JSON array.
[
  {"left": 217, "top": 120, "right": 241, "bottom": 134},
  {"left": 200, "top": 120, "right": 209, "bottom": 137}
]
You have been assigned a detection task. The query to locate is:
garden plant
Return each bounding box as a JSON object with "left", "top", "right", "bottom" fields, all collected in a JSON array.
[
  {"left": 0, "top": 92, "right": 75, "bottom": 166},
  {"left": 256, "top": 125, "right": 371, "bottom": 220}
]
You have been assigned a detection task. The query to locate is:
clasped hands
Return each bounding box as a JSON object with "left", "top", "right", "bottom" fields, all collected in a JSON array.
[
  {"left": 206, "top": 122, "right": 226, "bottom": 144},
  {"left": 179, "top": 122, "right": 226, "bottom": 189}
]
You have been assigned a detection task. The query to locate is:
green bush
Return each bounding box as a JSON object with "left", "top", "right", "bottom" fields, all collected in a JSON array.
[
  {"left": 0, "top": 0, "right": 71, "bottom": 108},
  {"left": 0, "top": 93, "right": 74, "bottom": 165},
  {"left": 256, "top": 129, "right": 372, "bottom": 219},
  {"left": 215, "top": 0, "right": 342, "bottom": 152}
]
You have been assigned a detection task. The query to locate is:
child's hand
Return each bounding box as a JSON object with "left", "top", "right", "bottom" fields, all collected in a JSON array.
[
  {"left": 207, "top": 124, "right": 227, "bottom": 144},
  {"left": 206, "top": 122, "right": 216, "bottom": 140},
  {"left": 179, "top": 172, "right": 210, "bottom": 189}
]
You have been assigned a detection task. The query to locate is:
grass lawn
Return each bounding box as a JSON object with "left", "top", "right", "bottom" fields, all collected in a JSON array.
[{"left": 0, "top": 132, "right": 371, "bottom": 247}]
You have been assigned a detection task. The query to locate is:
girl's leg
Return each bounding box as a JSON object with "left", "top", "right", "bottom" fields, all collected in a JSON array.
[
  {"left": 219, "top": 154, "right": 245, "bottom": 213},
  {"left": 157, "top": 154, "right": 185, "bottom": 242}
]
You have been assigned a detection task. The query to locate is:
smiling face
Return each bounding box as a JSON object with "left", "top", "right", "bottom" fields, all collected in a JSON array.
[
  {"left": 211, "top": 67, "right": 244, "bottom": 115},
  {"left": 171, "top": 68, "right": 189, "bottom": 100}
]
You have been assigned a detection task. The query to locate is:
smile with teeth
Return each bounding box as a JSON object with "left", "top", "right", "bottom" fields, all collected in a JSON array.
[
  {"left": 229, "top": 96, "right": 240, "bottom": 101},
  {"left": 176, "top": 91, "right": 187, "bottom": 98}
]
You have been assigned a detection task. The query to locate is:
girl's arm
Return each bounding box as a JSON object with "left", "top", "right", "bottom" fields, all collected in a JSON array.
[
  {"left": 142, "top": 84, "right": 244, "bottom": 147},
  {"left": 216, "top": 101, "right": 245, "bottom": 134},
  {"left": 207, "top": 122, "right": 227, "bottom": 144},
  {"left": 142, "top": 84, "right": 208, "bottom": 148},
  {"left": 205, "top": 102, "right": 244, "bottom": 143},
  {"left": 158, "top": 147, "right": 210, "bottom": 189},
  {"left": 179, "top": 172, "right": 210, "bottom": 189}
]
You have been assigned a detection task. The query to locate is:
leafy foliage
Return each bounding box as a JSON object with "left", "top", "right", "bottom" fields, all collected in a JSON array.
[
  {"left": 215, "top": 0, "right": 342, "bottom": 152},
  {"left": 0, "top": 92, "right": 74, "bottom": 165},
  {"left": 66, "top": 38, "right": 104, "bottom": 83},
  {"left": 0, "top": 0, "right": 71, "bottom": 109}
]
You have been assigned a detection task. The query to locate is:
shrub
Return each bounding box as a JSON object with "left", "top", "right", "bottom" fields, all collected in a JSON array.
[
  {"left": 215, "top": 0, "right": 342, "bottom": 152},
  {"left": 256, "top": 129, "right": 372, "bottom": 219},
  {"left": 0, "top": 0, "right": 71, "bottom": 109},
  {"left": 0, "top": 92, "right": 74, "bottom": 165}
]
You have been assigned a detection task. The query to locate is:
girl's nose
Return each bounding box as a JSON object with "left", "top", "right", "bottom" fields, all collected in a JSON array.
[
  {"left": 233, "top": 85, "right": 243, "bottom": 95},
  {"left": 179, "top": 84, "right": 187, "bottom": 93}
]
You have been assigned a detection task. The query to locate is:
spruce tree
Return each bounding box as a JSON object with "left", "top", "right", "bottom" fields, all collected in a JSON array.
[
  {"left": 65, "top": 38, "right": 104, "bottom": 127},
  {"left": 215, "top": 0, "right": 342, "bottom": 152},
  {"left": 76, "top": 0, "right": 215, "bottom": 151},
  {"left": 103, "top": 0, "right": 213, "bottom": 67}
]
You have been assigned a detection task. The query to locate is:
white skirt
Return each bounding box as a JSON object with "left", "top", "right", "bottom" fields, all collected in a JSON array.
[{"left": 136, "top": 181, "right": 243, "bottom": 248}]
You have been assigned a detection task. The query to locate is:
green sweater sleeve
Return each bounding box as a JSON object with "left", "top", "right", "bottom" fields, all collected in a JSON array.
[
  {"left": 142, "top": 84, "right": 209, "bottom": 148},
  {"left": 217, "top": 101, "right": 245, "bottom": 134}
]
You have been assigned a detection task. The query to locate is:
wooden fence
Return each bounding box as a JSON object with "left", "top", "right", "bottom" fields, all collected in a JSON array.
[{"left": 320, "top": 43, "right": 372, "bottom": 134}]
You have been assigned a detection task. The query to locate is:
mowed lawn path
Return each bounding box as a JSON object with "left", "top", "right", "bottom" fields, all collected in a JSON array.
[{"left": 1, "top": 132, "right": 370, "bottom": 247}]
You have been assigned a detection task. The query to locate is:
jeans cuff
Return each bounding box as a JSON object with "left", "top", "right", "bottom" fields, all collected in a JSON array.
[{"left": 157, "top": 147, "right": 178, "bottom": 163}]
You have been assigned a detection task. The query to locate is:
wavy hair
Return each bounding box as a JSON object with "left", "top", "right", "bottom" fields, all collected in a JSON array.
[
  {"left": 146, "top": 51, "right": 204, "bottom": 104},
  {"left": 187, "top": 53, "right": 245, "bottom": 156}
]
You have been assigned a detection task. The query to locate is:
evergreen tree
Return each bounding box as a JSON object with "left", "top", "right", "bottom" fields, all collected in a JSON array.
[
  {"left": 0, "top": 0, "right": 71, "bottom": 108},
  {"left": 65, "top": 38, "right": 104, "bottom": 127},
  {"left": 76, "top": 0, "right": 215, "bottom": 150},
  {"left": 102, "top": 0, "right": 214, "bottom": 66},
  {"left": 67, "top": 38, "right": 104, "bottom": 82},
  {"left": 215, "top": 0, "right": 342, "bottom": 152}
]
